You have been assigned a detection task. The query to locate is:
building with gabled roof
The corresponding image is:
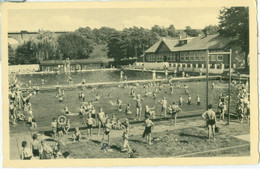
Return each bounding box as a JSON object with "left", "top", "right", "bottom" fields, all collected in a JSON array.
[{"left": 140, "top": 34, "right": 243, "bottom": 74}]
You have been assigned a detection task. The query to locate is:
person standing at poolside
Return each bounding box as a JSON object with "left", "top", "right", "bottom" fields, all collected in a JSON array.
[
  {"left": 152, "top": 69, "right": 156, "bottom": 80},
  {"left": 171, "top": 102, "right": 182, "bottom": 126},
  {"left": 202, "top": 104, "right": 217, "bottom": 140},
  {"left": 160, "top": 97, "right": 167, "bottom": 117},
  {"left": 135, "top": 94, "right": 142, "bottom": 121},
  {"left": 120, "top": 71, "right": 124, "bottom": 81},
  {"left": 98, "top": 108, "right": 106, "bottom": 135},
  {"left": 143, "top": 116, "right": 154, "bottom": 145}
]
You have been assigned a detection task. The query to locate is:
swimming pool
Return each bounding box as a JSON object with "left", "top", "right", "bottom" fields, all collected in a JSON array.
[{"left": 14, "top": 69, "right": 189, "bottom": 87}]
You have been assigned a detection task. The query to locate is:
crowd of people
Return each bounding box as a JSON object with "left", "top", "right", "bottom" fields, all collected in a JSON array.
[{"left": 9, "top": 70, "right": 250, "bottom": 160}]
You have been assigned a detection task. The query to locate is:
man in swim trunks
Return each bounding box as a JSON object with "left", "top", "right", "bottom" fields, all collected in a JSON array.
[
  {"left": 202, "top": 104, "right": 217, "bottom": 140},
  {"left": 135, "top": 94, "right": 142, "bottom": 121},
  {"left": 102, "top": 118, "right": 112, "bottom": 145},
  {"left": 98, "top": 108, "right": 106, "bottom": 135},
  {"left": 143, "top": 116, "right": 154, "bottom": 145},
  {"left": 85, "top": 113, "right": 96, "bottom": 140}
]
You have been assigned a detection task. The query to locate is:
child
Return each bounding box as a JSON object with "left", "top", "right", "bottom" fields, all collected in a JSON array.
[
  {"left": 64, "top": 106, "right": 70, "bottom": 114},
  {"left": 72, "top": 127, "right": 81, "bottom": 142},
  {"left": 171, "top": 102, "right": 182, "bottom": 126},
  {"left": 64, "top": 119, "right": 70, "bottom": 134},
  {"left": 57, "top": 124, "right": 64, "bottom": 140},
  {"left": 125, "top": 103, "right": 132, "bottom": 115},
  {"left": 95, "top": 94, "right": 100, "bottom": 102},
  {"left": 211, "top": 82, "right": 215, "bottom": 89},
  {"left": 31, "top": 134, "right": 40, "bottom": 157},
  {"left": 187, "top": 95, "right": 192, "bottom": 105},
  {"left": 51, "top": 118, "right": 57, "bottom": 138},
  {"left": 152, "top": 92, "right": 157, "bottom": 99},
  {"left": 196, "top": 95, "right": 201, "bottom": 105},
  {"left": 117, "top": 98, "right": 123, "bottom": 112},
  {"left": 121, "top": 121, "right": 131, "bottom": 152},
  {"left": 115, "top": 119, "right": 123, "bottom": 130},
  {"left": 144, "top": 105, "right": 156, "bottom": 119},
  {"left": 21, "top": 141, "right": 32, "bottom": 160},
  {"left": 9, "top": 102, "right": 16, "bottom": 125},
  {"left": 17, "top": 111, "right": 25, "bottom": 121},
  {"left": 218, "top": 98, "right": 226, "bottom": 121},
  {"left": 85, "top": 113, "right": 96, "bottom": 140},
  {"left": 129, "top": 148, "right": 139, "bottom": 158},
  {"left": 31, "top": 118, "right": 37, "bottom": 129},
  {"left": 160, "top": 97, "right": 167, "bottom": 117},
  {"left": 111, "top": 115, "right": 117, "bottom": 129},
  {"left": 53, "top": 143, "right": 62, "bottom": 159},
  {"left": 143, "top": 116, "right": 154, "bottom": 145},
  {"left": 179, "top": 96, "right": 183, "bottom": 106},
  {"left": 102, "top": 118, "right": 112, "bottom": 145}
]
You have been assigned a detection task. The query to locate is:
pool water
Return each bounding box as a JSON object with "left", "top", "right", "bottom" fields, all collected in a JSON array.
[
  {"left": 14, "top": 70, "right": 188, "bottom": 87},
  {"left": 10, "top": 80, "right": 239, "bottom": 133}
]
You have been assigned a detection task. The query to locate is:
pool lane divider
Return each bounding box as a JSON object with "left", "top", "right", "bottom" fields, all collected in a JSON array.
[{"left": 20, "top": 76, "right": 221, "bottom": 91}]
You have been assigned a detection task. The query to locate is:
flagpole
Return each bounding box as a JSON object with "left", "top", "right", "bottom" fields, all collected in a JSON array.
[
  {"left": 227, "top": 49, "right": 232, "bottom": 125},
  {"left": 206, "top": 50, "right": 209, "bottom": 109}
]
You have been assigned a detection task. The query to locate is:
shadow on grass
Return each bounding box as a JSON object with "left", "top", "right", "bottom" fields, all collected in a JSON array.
[
  {"left": 179, "top": 132, "right": 208, "bottom": 140},
  {"left": 110, "top": 144, "right": 121, "bottom": 152},
  {"left": 129, "top": 139, "right": 145, "bottom": 144},
  {"left": 91, "top": 139, "right": 101, "bottom": 144}
]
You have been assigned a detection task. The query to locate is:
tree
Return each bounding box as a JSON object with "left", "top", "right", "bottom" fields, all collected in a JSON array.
[
  {"left": 15, "top": 41, "right": 38, "bottom": 64},
  {"left": 92, "top": 27, "right": 117, "bottom": 45},
  {"left": 202, "top": 25, "right": 219, "bottom": 35},
  {"left": 57, "top": 32, "right": 94, "bottom": 59},
  {"left": 31, "top": 30, "right": 61, "bottom": 62},
  {"left": 8, "top": 44, "right": 16, "bottom": 65},
  {"left": 167, "top": 24, "right": 178, "bottom": 37},
  {"left": 107, "top": 32, "right": 125, "bottom": 61},
  {"left": 184, "top": 26, "right": 200, "bottom": 37},
  {"left": 218, "top": 7, "right": 249, "bottom": 71},
  {"left": 107, "top": 27, "right": 158, "bottom": 61},
  {"left": 75, "top": 27, "right": 94, "bottom": 42}
]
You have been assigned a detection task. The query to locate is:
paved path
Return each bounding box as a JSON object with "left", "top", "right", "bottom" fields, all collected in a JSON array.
[{"left": 234, "top": 134, "right": 250, "bottom": 142}]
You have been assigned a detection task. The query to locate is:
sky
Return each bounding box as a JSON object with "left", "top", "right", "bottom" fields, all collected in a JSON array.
[{"left": 8, "top": 7, "right": 222, "bottom": 32}]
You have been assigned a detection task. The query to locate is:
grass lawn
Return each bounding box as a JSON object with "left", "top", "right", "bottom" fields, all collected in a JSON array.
[{"left": 60, "top": 120, "right": 250, "bottom": 158}]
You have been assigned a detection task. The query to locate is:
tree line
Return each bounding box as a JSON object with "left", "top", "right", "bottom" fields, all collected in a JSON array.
[{"left": 8, "top": 7, "right": 249, "bottom": 70}]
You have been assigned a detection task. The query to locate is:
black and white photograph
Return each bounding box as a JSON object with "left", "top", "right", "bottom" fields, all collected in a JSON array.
[{"left": 1, "top": 1, "right": 258, "bottom": 167}]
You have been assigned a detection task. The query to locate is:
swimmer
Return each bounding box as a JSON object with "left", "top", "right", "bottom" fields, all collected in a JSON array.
[
  {"left": 125, "top": 103, "right": 132, "bottom": 115},
  {"left": 196, "top": 95, "right": 201, "bottom": 105},
  {"left": 179, "top": 96, "right": 183, "bottom": 106}
]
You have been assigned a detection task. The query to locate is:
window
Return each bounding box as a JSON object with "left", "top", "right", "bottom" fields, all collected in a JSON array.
[
  {"left": 185, "top": 52, "right": 189, "bottom": 61},
  {"left": 189, "top": 52, "right": 194, "bottom": 61},
  {"left": 180, "top": 52, "right": 184, "bottom": 61},
  {"left": 171, "top": 53, "right": 176, "bottom": 61},
  {"left": 195, "top": 52, "right": 199, "bottom": 60},
  {"left": 217, "top": 55, "right": 223, "bottom": 61},
  {"left": 199, "top": 51, "right": 205, "bottom": 61},
  {"left": 211, "top": 55, "right": 216, "bottom": 61}
]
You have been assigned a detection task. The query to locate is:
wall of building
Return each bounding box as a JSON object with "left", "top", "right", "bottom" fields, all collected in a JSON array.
[{"left": 9, "top": 64, "right": 40, "bottom": 73}]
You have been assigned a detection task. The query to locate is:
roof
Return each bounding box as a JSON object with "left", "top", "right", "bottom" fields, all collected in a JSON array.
[
  {"left": 145, "top": 34, "right": 232, "bottom": 53},
  {"left": 40, "top": 58, "right": 113, "bottom": 66}
]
